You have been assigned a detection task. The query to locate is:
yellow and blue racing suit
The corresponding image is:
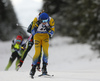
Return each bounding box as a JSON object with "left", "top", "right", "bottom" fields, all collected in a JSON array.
[{"left": 31, "top": 16, "right": 55, "bottom": 65}]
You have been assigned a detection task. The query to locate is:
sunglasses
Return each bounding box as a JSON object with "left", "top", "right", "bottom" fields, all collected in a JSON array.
[
  {"left": 42, "top": 19, "right": 48, "bottom": 23},
  {"left": 16, "top": 40, "right": 21, "bottom": 42}
]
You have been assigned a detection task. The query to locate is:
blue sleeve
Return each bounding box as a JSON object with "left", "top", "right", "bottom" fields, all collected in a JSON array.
[
  {"left": 31, "top": 27, "right": 38, "bottom": 36},
  {"left": 31, "top": 28, "right": 35, "bottom": 36}
]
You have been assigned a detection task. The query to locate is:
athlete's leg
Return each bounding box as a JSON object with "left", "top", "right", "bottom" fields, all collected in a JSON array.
[
  {"left": 5, "top": 51, "right": 17, "bottom": 70},
  {"left": 21, "top": 41, "right": 33, "bottom": 61},
  {"left": 15, "top": 54, "right": 21, "bottom": 70},
  {"left": 30, "top": 34, "right": 42, "bottom": 76},
  {"left": 42, "top": 34, "right": 49, "bottom": 74},
  {"left": 36, "top": 46, "right": 42, "bottom": 71},
  {"left": 42, "top": 34, "right": 49, "bottom": 64},
  {"left": 32, "top": 34, "right": 42, "bottom": 65}
]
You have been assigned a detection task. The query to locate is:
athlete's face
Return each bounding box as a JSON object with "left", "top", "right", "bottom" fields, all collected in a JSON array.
[
  {"left": 42, "top": 22, "right": 47, "bottom": 25},
  {"left": 16, "top": 40, "right": 22, "bottom": 44},
  {"left": 42, "top": 19, "right": 48, "bottom": 25}
]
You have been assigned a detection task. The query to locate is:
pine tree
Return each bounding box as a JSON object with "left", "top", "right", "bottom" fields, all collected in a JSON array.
[
  {"left": 0, "top": 0, "right": 27, "bottom": 41},
  {"left": 42, "top": 0, "right": 100, "bottom": 43}
]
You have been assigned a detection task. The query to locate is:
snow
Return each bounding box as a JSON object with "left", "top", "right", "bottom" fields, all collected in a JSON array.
[
  {"left": 0, "top": 36, "right": 100, "bottom": 81},
  {"left": 1, "top": 0, "right": 100, "bottom": 81}
]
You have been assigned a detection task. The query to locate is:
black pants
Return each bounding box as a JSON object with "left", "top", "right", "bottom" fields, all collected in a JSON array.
[{"left": 10, "top": 51, "right": 21, "bottom": 62}]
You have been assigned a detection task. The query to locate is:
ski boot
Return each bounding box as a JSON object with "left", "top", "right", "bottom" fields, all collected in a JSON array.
[
  {"left": 38, "top": 63, "right": 54, "bottom": 77},
  {"left": 30, "top": 65, "right": 36, "bottom": 79},
  {"left": 36, "top": 62, "right": 41, "bottom": 71},
  {"left": 42, "top": 64, "right": 47, "bottom": 75}
]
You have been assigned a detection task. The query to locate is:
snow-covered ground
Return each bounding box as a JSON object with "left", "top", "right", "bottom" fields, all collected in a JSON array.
[
  {"left": 1, "top": 0, "right": 100, "bottom": 81},
  {"left": 0, "top": 36, "right": 100, "bottom": 81}
]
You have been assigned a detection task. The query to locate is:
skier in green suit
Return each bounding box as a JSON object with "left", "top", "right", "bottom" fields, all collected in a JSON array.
[{"left": 5, "top": 35, "right": 26, "bottom": 71}]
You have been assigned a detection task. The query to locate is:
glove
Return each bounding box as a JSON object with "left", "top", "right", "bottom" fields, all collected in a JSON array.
[
  {"left": 44, "top": 26, "right": 51, "bottom": 32},
  {"left": 21, "top": 46, "right": 26, "bottom": 50},
  {"left": 18, "top": 60, "right": 23, "bottom": 67},
  {"left": 48, "top": 30, "right": 54, "bottom": 38},
  {"left": 21, "top": 44, "right": 26, "bottom": 50}
]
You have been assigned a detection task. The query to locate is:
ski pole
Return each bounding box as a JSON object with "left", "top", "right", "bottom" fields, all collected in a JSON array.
[
  {"left": 27, "top": 44, "right": 35, "bottom": 59},
  {"left": 27, "top": 54, "right": 33, "bottom": 59},
  {"left": 16, "top": 23, "right": 27, "bottom": 28}
]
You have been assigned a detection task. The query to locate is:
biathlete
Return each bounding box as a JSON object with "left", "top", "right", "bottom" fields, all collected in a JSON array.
[
  {"left": 5, "top": 35, "right": 26, "bottom": 71},
  {"left": 30, "top": 12, "right": 55, "bottom": 78}
]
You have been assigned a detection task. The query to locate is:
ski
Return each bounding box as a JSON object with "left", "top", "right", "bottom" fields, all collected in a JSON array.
[
  {"left": 38, "top": 74, "right": 54, "bottom": 78},
  {"left": 30, "top": 74, "right": 54, "bottom": 79}
]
